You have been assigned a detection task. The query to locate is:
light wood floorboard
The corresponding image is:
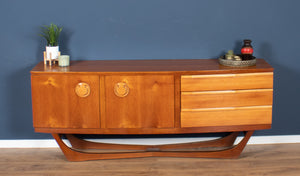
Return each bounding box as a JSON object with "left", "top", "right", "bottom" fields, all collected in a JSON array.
[{"left": 0, "top": 143, "right": 299, "bottom": 176}]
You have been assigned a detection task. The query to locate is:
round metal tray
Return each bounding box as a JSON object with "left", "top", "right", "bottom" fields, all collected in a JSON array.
[{"left": 218, "top": 57, "right": 256, "bottom": 67}]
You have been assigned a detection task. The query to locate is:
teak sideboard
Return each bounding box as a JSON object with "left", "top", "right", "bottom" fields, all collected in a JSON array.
[{"left": 31, "top": 59, "right": 273, "bottom": 161}]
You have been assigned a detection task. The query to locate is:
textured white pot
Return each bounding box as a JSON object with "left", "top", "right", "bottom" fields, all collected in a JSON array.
[{"left": 46, "top": 46, "right": 59, "bottom": 59}]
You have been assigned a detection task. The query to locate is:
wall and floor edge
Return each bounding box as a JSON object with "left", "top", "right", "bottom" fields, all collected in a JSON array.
[{"left": 0, "top": 135, "right": 299, "bottom": 148}]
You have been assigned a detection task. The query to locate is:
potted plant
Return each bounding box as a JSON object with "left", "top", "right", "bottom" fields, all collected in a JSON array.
[{"left": 39, "top": 23, "right": 63, "bottom": 60}]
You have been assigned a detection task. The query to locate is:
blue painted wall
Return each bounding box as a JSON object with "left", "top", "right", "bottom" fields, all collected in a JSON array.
[{"left": 0, "top": 0, "right": 299, "bottom": 139}]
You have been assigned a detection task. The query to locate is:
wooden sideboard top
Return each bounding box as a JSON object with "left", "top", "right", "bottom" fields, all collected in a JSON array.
[{"left": 31, "top": 59, "right": 273, "bottom": 74}]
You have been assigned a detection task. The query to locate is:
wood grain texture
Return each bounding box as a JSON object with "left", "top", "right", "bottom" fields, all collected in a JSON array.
[
  {"left": 181, "top": 106, "right": 272, "bottom": 128},
  {"left": 104, "top": 75, "right": 175, "bottom": 128},
  {"left": 99, "top": 76, "right": 106, "bottom": 128},
  {"left": 181, "top": 89, "right": 273, "bottom": 109},
  {"left": 34, "top": 124, "right": 271, "bottom": 134},
  {"left": 31, "top": 75, "right": 100, "bottom": 128},
  {"left": 1, "top": 144, "right": 300, "bottom": 176},
  {"left": 66, "top": 132, "right": 239, "bottom": 150},
  {"left": 174, "top": 74, "right": 181, "bottom": 128},
  {"left": 181, "top": 72, "right": 273, "bottom": 91},
  {"left": 31, "top": 59, "right": 273, "bottom": 74},
  {"left": 30, "top": 59, "right": 274, "bottom": 161},
  {"left": 52, "top": 132, "right": 251, "bottom": 161}
]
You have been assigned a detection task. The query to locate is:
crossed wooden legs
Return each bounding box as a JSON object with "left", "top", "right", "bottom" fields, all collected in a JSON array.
[{"left": 52, "top": 131, "right": 253, "bottom": 161}]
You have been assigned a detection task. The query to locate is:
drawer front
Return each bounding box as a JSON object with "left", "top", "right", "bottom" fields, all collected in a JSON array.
[
  {"left": 181, "top": 72, "right": 273, "bottom": 91},
  {"left": 181, "top": 89, "right": 273, "bottom": 109},
  {"left": 180, "top": 72, "right": 273, "bottom": 128},
  {"left": 181, "top": 106, "right": 272, "bottom": 127}
]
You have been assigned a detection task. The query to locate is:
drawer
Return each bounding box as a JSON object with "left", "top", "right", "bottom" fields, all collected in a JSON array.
[
  {"left": 181, "top": 72, "right": 273, "bottom": 91},
  {"left": 181, "top": 89, "right": 273, "bottom": 109},
  {"left": 181, "top": 106, "right": 272, "bottom": 127}
]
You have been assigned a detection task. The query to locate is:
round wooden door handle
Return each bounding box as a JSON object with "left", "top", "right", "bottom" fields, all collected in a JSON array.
[
  {"left": 75, "top": 82, "right": 90, "bottom": 98},
  {"left": 114, "top": 82, "right": 129, "bottom": 97}
]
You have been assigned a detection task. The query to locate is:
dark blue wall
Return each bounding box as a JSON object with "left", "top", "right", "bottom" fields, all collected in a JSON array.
[{"left": 1, "top": 0, "right": 299, "bottom": 139}]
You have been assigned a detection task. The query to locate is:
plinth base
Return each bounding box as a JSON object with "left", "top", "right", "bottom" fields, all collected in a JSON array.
[{"left": 52, "top": 131, "right": 254, "bottom": 161}]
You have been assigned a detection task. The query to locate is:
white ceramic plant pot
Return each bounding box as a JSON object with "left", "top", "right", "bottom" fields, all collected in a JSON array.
[{"left": 46, "top": 46, "right": 59, "bottom": 60}]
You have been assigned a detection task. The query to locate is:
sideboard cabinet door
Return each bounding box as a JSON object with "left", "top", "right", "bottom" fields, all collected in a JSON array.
[
  {"left": 104, "top": 75, "right": 175, "bottom": 128},
  {"left": 31, "top": 75, "right": 100, "bottom": 128}
]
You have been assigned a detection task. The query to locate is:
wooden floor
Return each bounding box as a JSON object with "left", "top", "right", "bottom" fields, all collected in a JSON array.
[{"left": 0, "top": 143, "right": 299, "bottom": 176}]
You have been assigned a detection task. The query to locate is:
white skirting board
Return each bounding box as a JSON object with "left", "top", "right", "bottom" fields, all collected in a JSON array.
[{"left": 0, "top": 135, "right": 299, "bottom": 148}]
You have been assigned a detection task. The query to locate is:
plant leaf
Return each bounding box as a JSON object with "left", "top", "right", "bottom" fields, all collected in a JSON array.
[{"left": 39, "top": 23, "right": 62, "bottom": 46}]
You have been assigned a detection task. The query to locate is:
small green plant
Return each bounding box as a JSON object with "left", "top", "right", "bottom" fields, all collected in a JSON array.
[{"left": 39, "top": 23, "right": 63, "bottom": 46}]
